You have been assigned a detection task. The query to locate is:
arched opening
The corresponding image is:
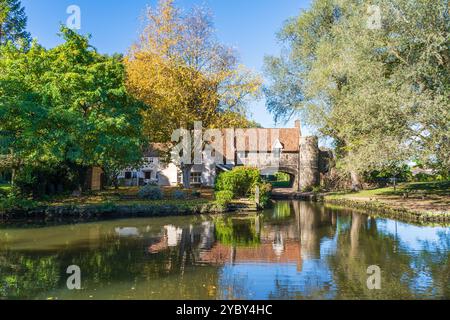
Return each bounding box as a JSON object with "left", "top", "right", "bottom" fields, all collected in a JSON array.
[{"left": 260, "top": 167, "right": 298, "bottom": 190}]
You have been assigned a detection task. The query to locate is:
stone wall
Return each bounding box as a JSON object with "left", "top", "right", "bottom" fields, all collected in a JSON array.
[{"left": 299, "top": 136, "right": 320, "bottom": 190}]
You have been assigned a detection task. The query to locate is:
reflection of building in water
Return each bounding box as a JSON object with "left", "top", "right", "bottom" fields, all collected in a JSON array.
[
  {"left": 199, "top": 217, "right": 303, "bottom": 272},
  {"left": 144, "top": 203, "right": 342, "bottom": 274},
  {"left": 293, "top": 201, "right": 336, "bottom": 260},
  {"left": 198, "top": 241, "right": 302, "bottom": 270},
  {"left": 165, "top": 225, "right": 183, "bottom": 247},
  {"left": 147, "top": 223, "right": 216, "bottom": 256},
  {"left": 199, "top": 221, "right": 216, "bottom": 251},
  {"left": 115, "top": 227, "right": 140, "bottom": 238}
]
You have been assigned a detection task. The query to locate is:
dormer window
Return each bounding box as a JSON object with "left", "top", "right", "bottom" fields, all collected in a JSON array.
[{"left": 273, "top": 139, "right": 283, "bottom": 159}]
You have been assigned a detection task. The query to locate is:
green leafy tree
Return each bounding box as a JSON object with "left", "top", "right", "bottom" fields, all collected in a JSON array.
[
  {"left": 264, "top": 0, "right": 449, "bottom": 188},
  {"left": 0, "top": 27, "right": 146, "bottom": 195},
  {"left": 0, "top": 0, "right": 30, "bottom": 47}
]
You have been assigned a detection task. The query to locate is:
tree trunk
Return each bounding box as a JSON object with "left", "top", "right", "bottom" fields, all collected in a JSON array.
[
  {"left": 350, "top": 170, "right": 363, "bottom": 191},
  {"left": 181, "top": 164, "right": 194, "bottom": 189},
  {"left": 11, "top": 167, "right": 15, "bottom": 187}
]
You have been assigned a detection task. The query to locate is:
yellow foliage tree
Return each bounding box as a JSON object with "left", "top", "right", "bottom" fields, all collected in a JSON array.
[{"left": 125, "top": 0, "right": 262, "bottom": 187}]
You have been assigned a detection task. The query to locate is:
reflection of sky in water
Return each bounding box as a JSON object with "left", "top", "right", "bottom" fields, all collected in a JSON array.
[
  {"left": 376, "top": 219, "right": 449, "bottom": 252},
  {"left": 320, "top": 237, "right": 337, "bottom": 256},
  {"left": 219, "top": 260, "right": 335, "bottom": 300},
  {"left": 217, "top": 216, "right": 448, "bottom": 300}
]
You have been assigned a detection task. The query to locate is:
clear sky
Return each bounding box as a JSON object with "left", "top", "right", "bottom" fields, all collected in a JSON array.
[{"left": 21, "top": 0, "right": 312, "bottom": 129}]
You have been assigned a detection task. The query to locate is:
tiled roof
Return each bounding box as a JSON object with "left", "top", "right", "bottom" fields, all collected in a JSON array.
[{"left": 146, "top": 124, "right": 302, "bottom": 156}]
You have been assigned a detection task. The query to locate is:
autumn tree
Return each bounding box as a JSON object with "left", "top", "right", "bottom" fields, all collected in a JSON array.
[
  {"left": 264, "top": 0, "right": 449, "bottom": 189},
  {"left": 126, "top": 0, "right": 261, "bottom": 188}
]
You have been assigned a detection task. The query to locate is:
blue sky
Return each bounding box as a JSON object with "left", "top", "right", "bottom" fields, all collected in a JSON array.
[{"left": 21, "top": 0, "right": 312, "bottom": 129}]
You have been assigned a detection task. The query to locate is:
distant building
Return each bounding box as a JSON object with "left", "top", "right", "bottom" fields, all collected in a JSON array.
[{"left": 117, "top": 121, "right": 331, "bottom": 190}]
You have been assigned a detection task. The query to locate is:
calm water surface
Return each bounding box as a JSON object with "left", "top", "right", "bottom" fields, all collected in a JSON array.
[{"left": 0, "top": 201, "right": 449, "bottom": 300}]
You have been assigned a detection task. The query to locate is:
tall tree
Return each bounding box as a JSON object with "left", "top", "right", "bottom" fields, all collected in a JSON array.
[
  {"left": 126, "top": 0, "right": 261, "bottom": 188},
  {"left": 264, "top": 0, "right": 449, "bottom": 188},
  {"left": 0, "top": 27, "right": 146, "bottom": 195},
  {"left": 0, "top": 0, "right": 31, "bottom": 47}
]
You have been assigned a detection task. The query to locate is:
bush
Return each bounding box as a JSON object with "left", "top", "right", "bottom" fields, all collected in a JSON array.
[
  {"left": 0, "top": 195, "right": 38, "bottom": 212},
  {"left": 275, "top": 172, "right": 290, "bottom": 182},
  {"left": 215, "top": 167, "right": 262, "bottom": 198},
  {"left": 312, "top": 186, "right": 323, "bottom": 194},
  {"left": 172, "top": 190, "right": 187, "bottom": 200},
  {"left": 0, "top": 188, "right": 9, "bottom": 198},
  {"left": 138, "top": 185, "right": 163, "bottom": 200},
  {"left": 191, "top": 190, "right": 201, "bottom": 198},
  {"left": 252, "top": 182, "right": 272, "bottom": 208},
  {"left": 215, "top": 190, "right": 234, "bottom": 208}
]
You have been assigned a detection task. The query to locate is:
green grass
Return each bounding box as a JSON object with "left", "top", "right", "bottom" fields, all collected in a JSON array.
[
  {"left": 327, "top": 181, "right": 450, "bottom": 200},
  {"left": 0, "top": 183, "right": 12, "bottom": 193},
  {"left": 325, "top": 181, "right": 450, "bottom": 217}
]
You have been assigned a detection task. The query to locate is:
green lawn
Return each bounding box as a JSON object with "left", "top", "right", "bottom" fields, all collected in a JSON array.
[
  {"left": 43, "top": 186, "right": 214, "bottom": 205},
  {"left": 328, "top": 181, "right": 449, "bottom": 199},
  {"left": 326, "top": 181, "right": 450, "bottom": 214},
  {"left": 0, "top": 183, "right": 11, "bottom": 193}
]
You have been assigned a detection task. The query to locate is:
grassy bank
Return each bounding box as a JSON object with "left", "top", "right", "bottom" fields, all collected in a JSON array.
[
  {"left": 0, "top": 187, "right": 261, "bottom": 220},
  {"left": 325, "top": 181, "right": 450, "bottom": 223}
]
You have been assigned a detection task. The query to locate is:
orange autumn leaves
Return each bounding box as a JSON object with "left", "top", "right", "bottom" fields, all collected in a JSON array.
[{"left": 124, "top": 0, "right": 262, "bottom": 144}]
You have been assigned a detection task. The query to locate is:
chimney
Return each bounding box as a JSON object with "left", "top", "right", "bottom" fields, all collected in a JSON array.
[{"left": 295, "top": 120, "right": 302, "bottom": 136}]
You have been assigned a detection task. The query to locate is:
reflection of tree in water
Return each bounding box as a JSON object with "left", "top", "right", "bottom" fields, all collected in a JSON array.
[
  {"left": 293, "top": 201, "right": 336, "bottom": 260},
  {"left": 414, "top": 231, "right": 450, "bottom": 299},
  {"left": 0, "top": 222, "right": 221, "bottom": 299},
  {"left": 214, "top": 216, "right": 260, "bottom": 247},
  {"left": 268, "top": 202, "right": 294, "bottom": 221},
  {"left": 327, "top": 210, "right": 418, "bottom": 299},
  {"left": 0, "top": 254, "right": 60, "bottom": 299},
  {"left": 1, "top": 207, "right": 448, "bottom": 299}
]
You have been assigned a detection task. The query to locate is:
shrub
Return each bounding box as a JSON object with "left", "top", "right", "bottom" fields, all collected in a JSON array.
[
  {"left": 312, "top": 186, "right": 323, "bottom": 194},
  {"left": 215, "top": 190, "right": 234, "bottom": 208},
  {"left": 172, "top": 190, "right": 187, "bottom": 200},
  {"left": 251, "top": 182, "right": 272, "bottom": 208},
  {"left": 0, "top": 195, "right": 38, "bottom": 212},
  {"left": 138, "top": 185, "right": 163, "bottom": 200},
  {"left": 0, "top": 188, "right": 9, "bottom": 198},
  {"left": 215, "top": 167, "right": 262, "bottom": 198},
  {"left": 275, "top": 172, "right": 290, "bottom": 182},
  {"left": 191, "top": 190, "right": 201, "bottom": 198}
]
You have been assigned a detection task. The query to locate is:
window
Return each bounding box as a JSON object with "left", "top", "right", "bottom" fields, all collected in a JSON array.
[
  {"left": 124, "top": 172, "right": 132, "bottom": 180},
  {"left": 274, "top": 148, "right": 282, "bottom": 159},
  {"left": 273, "top": 139, "right": 283, "bottom": 159},
  {"left": 144, "top": 171, "right": 152, "bottom": 180},
  {"left": 191, "top": 172, "right": 202, "bottom": 185}
]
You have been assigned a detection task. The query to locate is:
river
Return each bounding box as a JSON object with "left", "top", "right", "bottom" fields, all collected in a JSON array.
[{"left": 0, "top": 201, "right": 448, "bottom": 300}]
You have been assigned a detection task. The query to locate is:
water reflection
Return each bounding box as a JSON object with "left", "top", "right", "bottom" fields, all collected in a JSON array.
[{"left": 0, "top": 202, "right": 448, "bottom": 300}]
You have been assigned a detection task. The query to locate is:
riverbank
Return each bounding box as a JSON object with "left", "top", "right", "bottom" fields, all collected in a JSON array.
[
  {"left": 324, "top": 181, "right": 450, "bottom": 223},
  {"left": 0, "top": 187, "right": 263, "bottom": 220}
]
